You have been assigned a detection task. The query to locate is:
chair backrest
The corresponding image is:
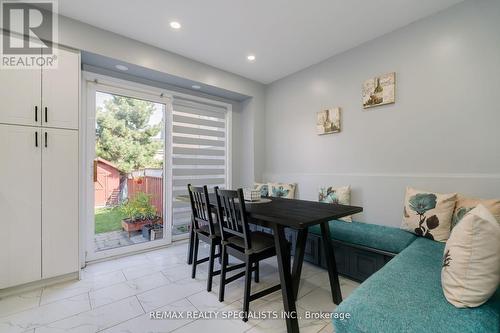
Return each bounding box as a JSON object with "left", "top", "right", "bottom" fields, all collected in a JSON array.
[
  {"left": 187, "top": 184, "right": 217, "bottom": 236},
  {"left": 214, "top": 187, "right": 252, "bottom": 250}
]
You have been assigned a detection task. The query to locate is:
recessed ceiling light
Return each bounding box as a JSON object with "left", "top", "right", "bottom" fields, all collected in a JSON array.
[
  {"left": 247, "top": 54, "right": 256, "bottom": 62},
  {"left": 170, "top": 21, "right": 181, "bottom": 29},
  {"left": 115, "top": 64, "right": 128, "bottom": 71},
  {"left": 191, "top": 85, "right": 201, "bottom": 90}
]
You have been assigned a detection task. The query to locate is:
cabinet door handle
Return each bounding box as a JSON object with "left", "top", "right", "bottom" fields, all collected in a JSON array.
[
  {"left": 44, "top": 132, "right": 48, "bottom": 148},
  {"left": 35, "top": 106, "right": 38, "bottom": 122},
  {"left": 44, "top": 107, "right": 48, "bottom": 123},
  {"left": 35, "top": 131, "right": 38, "bottom": 147}
]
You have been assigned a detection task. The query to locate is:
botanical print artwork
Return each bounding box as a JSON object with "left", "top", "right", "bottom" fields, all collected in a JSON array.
[
  {"left": 319, "top": 186, "right": 349, "bottom": 204},
  {"left": 268, "top": 183, "right": 296, "bottom": 199},
  {"left": 401, "top": 187, "right": 457, "bottom": 242},
  {"left": 452, "top": 206, "right": 474, "bottom": 228},
  {"left": 408, "top": 193, "right": 439, "bottom": 240},
  {"left": 317, "top": 108, "right": 341, "bottom": 135},
  {"left": 443, "top": 249, "right": 452, "bottom": 268},
  {"left": 452, "top": 195, "right": 500, "bottom": 229},
  {"left": 319, "top": 186, "right": 352, "bottom": 222},
  {"left": 254, "top": 183, "right": 269, "bottom": 197},
  {"left": 319, "top": 187, "right": 341, "bottom": 203},
  {"left": 362, "top": 72, "right": 395, "bottom": 108},
  {"left": 272, "top": 186, "right": 290, "bottom": 198}
]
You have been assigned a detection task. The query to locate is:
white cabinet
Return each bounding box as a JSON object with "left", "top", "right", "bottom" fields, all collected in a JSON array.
[
  {"left": 0, "top": 45, "right": 80, "bottom": 289},
  {"left": 0, "top": 32, "right": 41, "bottom": 127},
  {"left": 42, "top": 128, "right": 79, "bottom": 278},
  {"left": 0, "top": 125, "right": 42, "bottom": 289},
  {"left": 0, "top": 35, "right": 79, "bottom": 130},
  {"left": 0, "top": 64, "right": 41, "bottom": 127},
  {"left": 42, "top": 48, "right": 80, "bottom": 129}
]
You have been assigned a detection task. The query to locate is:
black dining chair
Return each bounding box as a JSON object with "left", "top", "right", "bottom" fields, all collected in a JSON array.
[
  {"left": 215, "top": 187, "right": 279, "bottom": 322},
  {"left": 187, "top": 184, "right": 222, "bottom": 292}
]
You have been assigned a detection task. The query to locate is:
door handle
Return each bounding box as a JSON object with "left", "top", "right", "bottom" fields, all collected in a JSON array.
[
  {"left": 44, "top": 132, "right": 48, "bottom": 148},
  {"left": 44, "top": 107, "right": 48, "bottom": 123},
  {"left": 35, "top": 106, "right": 38, "bottom": 122},
  {"left": 35, "top": 131, "right": 38, "bottom": 147},
  {"left": 93, "top": 160, "right": 98, "bottom": 182}
]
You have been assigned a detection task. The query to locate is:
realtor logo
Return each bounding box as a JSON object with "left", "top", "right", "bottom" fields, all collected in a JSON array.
[{"left": 1, "top": 0, "right": 58, "bottom": 69}]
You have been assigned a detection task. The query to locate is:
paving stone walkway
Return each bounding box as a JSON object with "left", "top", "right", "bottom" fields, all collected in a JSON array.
[{"left": 94, "top": 230, "right": 149, "bottom": 252}]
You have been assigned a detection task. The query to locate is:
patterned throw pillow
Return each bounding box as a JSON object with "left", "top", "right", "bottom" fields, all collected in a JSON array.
[
  {"left": 319, "top": 186, "right": 352, "bottom": 222},
  {"left": 401, "top": 187, "right": 457, "bottom": 242},
  {"left": 441, "top": 205, "right": 500, "bottom": 308},
  {"left": 268, "top": 183, "right": 296, "bottom": 199},
  {"left": 254, "top": 183, "right": 269, "bottom": 197},
  {"left": 452, "top": 194, "right": 500, "bottom": 228}
]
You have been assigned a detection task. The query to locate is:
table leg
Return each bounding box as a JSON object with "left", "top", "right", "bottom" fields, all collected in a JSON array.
[
  {"left": 292, "top": 228, "right": 308, "bottom": 299},
  {"left": 187, "top": 216, "right": 195, "bottom": 265},
  {"left": 320, "top": 221, "right": 342, "bottom": 304},
  {"left": 273, "top": 224, "right": 299, "bottom": 333}
]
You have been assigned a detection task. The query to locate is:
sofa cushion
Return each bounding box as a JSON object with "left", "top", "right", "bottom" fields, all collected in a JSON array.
[
  {"left": 452, "top": 194, "right": 500, "bottom": 228},
  {"left": 442, "top": 205, "right": 500, "bottom": 308},
  {"left": 319, "top": 186, "right": 352, "bottom": 222},
  {"left": 254, "top": 183, "right": 269, "bottom": 197},
  {"left": 333, "top": 237, "right": 500, "bottom": 333},
  {"left": 268, "top": 182, "right": 296, "bottom": 199},
  {"left": 401, "top": 187, "right": 457, "bottom": 242},
  {"left": 309, "top": 220, "right": 417, "bottom": 254}
]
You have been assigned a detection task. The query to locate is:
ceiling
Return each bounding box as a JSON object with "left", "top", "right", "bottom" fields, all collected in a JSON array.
[{"left": 59, "top": 0, "right": 464, "bottom": 84}]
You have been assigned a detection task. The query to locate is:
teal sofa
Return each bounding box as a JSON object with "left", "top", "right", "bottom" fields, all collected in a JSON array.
[
  {"left": 309, "top": 220, "right": 417, "bottom": 254},
  {"left": 333, "top": 236, "right": 500, "bottom": 333},
  {"left": 309, "top": 220, "right": 418, "bottom": 281}
]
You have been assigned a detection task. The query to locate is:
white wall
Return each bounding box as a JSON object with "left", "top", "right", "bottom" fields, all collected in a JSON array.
[
  {"left": 264, "top": 0, "right": 500, "bottom": 226},
  {"left": 56, "top": 14, "right": 266, "bottom": 187}
]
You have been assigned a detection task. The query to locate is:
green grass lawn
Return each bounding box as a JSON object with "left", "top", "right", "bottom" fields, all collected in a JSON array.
[{"left": 95, "top": 207, "right": 126, "bottom": 234}]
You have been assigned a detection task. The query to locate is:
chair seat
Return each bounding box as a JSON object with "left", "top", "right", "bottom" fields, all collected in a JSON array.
[
  {"left": 228, "top": 231, "right": 275, "bottom": 254},
  {"left": 195, "top": 223, "right": 220, "bottom": 237}
]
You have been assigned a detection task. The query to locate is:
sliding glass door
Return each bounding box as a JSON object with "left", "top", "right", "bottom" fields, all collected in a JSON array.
[
  {"left": 85, "top": 75, "right": 231, "bottom": 261},
  {"left": 86, "top": 82, "right": 171, "bottom": 261}
]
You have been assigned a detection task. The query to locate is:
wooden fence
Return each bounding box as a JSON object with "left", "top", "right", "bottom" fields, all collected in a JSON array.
[{"left": 127, "top": 176, "right": 164, "bottom": 217}]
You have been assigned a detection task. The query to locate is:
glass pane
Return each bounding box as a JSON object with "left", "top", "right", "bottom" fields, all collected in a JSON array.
[{"left": 94, "top": 91, "right": 165, "bottom": 252}]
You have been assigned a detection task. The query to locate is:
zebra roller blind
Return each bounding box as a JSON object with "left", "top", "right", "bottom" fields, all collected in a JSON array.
[{"left": 171, "top": 98, "right": 229, "bottom": 236}]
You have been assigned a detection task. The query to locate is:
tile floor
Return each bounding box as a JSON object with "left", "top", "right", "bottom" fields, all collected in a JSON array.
[{"left": 0, "top": 241, "right": 359, "bottom": 333}]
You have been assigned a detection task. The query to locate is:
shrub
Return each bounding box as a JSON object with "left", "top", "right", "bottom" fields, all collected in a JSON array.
[{"left": 121, "top": 192, "right": 157, "bottom": 222}]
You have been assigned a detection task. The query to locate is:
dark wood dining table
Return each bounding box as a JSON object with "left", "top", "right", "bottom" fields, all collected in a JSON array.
[{"left": 180, "top": 195, "right": 363, "bottom": 333}]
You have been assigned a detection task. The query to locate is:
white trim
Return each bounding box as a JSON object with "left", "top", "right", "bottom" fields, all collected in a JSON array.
[
  {"left": 226, "top": 104, "right": 233, "bottom": 189},
  {"left": 0, "top": 272, "right": 79, "bottom": 299},
  {"left": 263, "top": 172, "right": 500, "bottom": 179}
]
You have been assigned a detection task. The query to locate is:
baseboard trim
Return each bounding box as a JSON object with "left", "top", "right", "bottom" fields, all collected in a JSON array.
[{"left": 0, "top": 272, "right": 79, "bottom": 298}]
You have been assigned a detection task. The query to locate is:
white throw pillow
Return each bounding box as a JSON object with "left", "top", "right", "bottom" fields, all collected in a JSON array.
[
  {"left": 401, "top": 187, "right": 457, "bottom": 242},
  {"left": 319, "top": 185, "right": 352, "bottom": 222},
  {"left": 441, "top": 204, "right": 500, "bottom": 308},
  {"left": 254, "top": 183, "right": 269, "bottom": 197},
  {"left": 452, "top": 194, "right": 500, "bottom": 228},
  {"left": 268, "top": 183, "right": 296, "bottom": 199}
]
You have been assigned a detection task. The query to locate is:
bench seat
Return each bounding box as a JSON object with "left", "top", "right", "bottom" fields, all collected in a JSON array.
[
  {"left": 333, "top": 237, "right": 500, "bottom": 333},
  {"left": 309, "top": 220, "right": 417, "bottom": 254}
]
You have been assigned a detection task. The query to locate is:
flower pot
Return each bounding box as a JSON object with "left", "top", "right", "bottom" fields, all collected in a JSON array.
[
  {"left": 121, "top": 217, "right": 163, "bottom": 238},
  {"left": 142, "top": 224, "right": 153, "bottom": 239},
  {"left": 150, "top": 226, "right": 163, "bottom": 241}
]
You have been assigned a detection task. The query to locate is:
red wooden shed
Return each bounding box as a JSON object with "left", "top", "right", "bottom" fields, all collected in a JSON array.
[{"left": 94, "top": 158, "right": 123, "bottom": 207}]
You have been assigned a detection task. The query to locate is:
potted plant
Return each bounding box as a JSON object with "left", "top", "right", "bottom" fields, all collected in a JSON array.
[{"left": 120, "top": 193, "right": 162, "bottom": 238}]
